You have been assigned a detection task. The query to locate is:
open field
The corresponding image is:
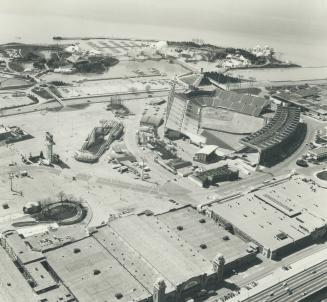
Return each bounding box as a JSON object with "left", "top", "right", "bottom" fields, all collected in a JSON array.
[
  {"left": 0, "top": 92, "right": 35, "bottom": 110},
  {"left": 57, "top": 77, "right": 177, "bottom": 99},
  {"left": 0, "top": 101, "right": 201, "bottom": 228}
]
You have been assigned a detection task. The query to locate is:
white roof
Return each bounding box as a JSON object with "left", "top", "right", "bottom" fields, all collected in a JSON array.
[{"left": 196, "top": 145, "right": 218, "bottom": 155}]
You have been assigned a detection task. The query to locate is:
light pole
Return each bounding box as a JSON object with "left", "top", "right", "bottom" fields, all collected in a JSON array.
[{"left": 9, "top": 172, "right": 14, "bottom": 192}]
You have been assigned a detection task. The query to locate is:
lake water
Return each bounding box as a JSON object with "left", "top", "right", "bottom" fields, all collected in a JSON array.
[
  {"left": 0, "top": 1, "right": 326, "bottom": 71},
  {"left": 230, "top": 67, "right": 327, "bottom": 82}
]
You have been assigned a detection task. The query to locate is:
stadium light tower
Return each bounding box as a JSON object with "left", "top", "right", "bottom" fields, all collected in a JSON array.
[
  {"left": 249, "top": 77, "right": 256, "bottom": 96},
  {"left": 239, "top": 75, "right": 244, "bottom": 89},
  {"left": 165, "top": 75, "right": 177, "bottom": 125},
  {"left": 9, "top": 172, "right": 14, "bottom": 192}
]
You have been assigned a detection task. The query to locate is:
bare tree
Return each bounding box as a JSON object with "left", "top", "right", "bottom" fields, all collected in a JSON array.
[{"left": 57, "top": 191, "right": 66, "bottom": 202}]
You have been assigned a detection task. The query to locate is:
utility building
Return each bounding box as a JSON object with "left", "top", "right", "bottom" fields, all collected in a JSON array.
[{"left": 194, "top": 145, "right": 219, "bottom": 164}]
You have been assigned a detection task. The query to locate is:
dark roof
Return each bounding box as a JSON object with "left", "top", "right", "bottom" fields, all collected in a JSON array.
[{"left": 140, "top": 115, "right": 163, "bottom": 127}]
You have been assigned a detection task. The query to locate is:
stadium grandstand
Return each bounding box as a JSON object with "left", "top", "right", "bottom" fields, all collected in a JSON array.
[
  {"left": 240, "top": 106, "right": 305, "bottom": 166},
  {"left": 165, "top": 87, "right": 269, "bottom": 146},
  {"left": 196, "top": 89, "right": 270, "bottom": 117}
]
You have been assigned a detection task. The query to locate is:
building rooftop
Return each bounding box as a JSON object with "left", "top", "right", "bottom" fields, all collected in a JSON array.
[
  {"left": 210, "top": 177, "right": 327, "bottom": 252},
  {"left": 272, "top": 87, "right": 327, "bottom": 116},
  {"left": 45, "top": 235, "right": 151, "bottom": 302},
  {"left": 25, "top": 225, "right": 89, "bottom": 252},
  {"left": 140, "top": 114, "right": 163, "bottom": 127},
  {"left": 3, "top": 230, "right": 45, "bottom": 264},
  {"left": 110, "top": 214, "right": 213, "bottom": 287},
  {"left": 267, "top": 176, "right": 327, "bottom": 221},
  {"left": 0, "top": 247, "right": 38, "bottom": 302},
  {"left": 196, "top": 145, "right": 218, "bottom": 155},
  {"left": 156, "top": 206, "right": 250, "bottom": 264},
  {"left": 24, "top": 261, "right": 57, "bottom": 294},
  {"left": 92, "top": 226, "right": 176, "bottom": 291}
]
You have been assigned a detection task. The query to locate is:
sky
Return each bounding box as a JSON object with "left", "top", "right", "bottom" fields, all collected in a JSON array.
[
  {"left": 1, "top": 0, "right": 326, "bottom": 37},
  {"left": 0, "top": 0, "right": 326, "bottom": 65}
]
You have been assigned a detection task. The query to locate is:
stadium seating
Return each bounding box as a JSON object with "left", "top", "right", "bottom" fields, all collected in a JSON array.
[
  {"left": 240, "top": 106, "right": 300, "bottom": 151},
  {"left": 192, "top": 90, "right": 269, "bottom": 117}
]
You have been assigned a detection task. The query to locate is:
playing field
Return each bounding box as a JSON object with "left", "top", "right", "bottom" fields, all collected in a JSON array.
[{"left": 200, "top": 107, "right": 264, "bottom": 134}]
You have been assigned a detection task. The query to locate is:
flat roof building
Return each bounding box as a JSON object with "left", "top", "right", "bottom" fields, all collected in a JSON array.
[
  {"left": 0, "top": 247, "right": 38, "bottom": 302},
  {"left": 209, "top": 176, "right": 327, "bottom": 259},
  {"left": 189, "top": 165, "right": 239, "bottom": 187},
  {"left": 194, "top": 145, "right": 220, "bottom": 163},
  {"left": 0, "top": 205, "right": 259, "bottom": 302}
]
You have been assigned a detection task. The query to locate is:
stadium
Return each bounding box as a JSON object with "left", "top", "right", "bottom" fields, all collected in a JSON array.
[
  {"left": 165, "top": 86, "right": 305, "bottom": 166},
  {"left": 165, "top": 88, "right": 270, "bottom": 149}
]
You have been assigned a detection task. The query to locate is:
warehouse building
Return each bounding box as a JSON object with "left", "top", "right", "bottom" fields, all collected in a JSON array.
[
  {"left": 0, "top": 206, "right": 259, "bottom": 302},
  {"left": 189, "top": 165, "right": 239, "bottom": 187},
  {"left": 193, "top": 145, "right": 220, "bottom": 164},
  {"left": 209, "top": 176, "right": 327, "bottom": 260}
]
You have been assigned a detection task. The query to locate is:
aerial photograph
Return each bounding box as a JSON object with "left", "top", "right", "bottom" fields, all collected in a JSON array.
[{"left": 0, "top": 0, "right": 327, "bottom": 301}]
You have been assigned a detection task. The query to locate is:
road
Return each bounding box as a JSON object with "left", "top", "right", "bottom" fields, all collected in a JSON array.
[
  {"left": 242, "top": 259, "right": 327, "bottom": 302},
  {"left": 0, "top": 89, "right": 175, "bottom": 118},
  {"left": 231, "top": 242, "right": 327, "bottom": 288}
]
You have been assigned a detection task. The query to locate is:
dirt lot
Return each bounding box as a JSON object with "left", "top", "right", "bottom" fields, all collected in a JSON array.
[{"left": 0, "top": 100, "right": 205, "bottom": 228}]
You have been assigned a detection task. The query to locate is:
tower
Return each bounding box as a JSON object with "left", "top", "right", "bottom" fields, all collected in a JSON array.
[
  {"left": 45, "top": 132, "right": 55, "bottom": 163},
  {"left": 153, "top": 278, "right": 166, "bottom": 302},
  {"left": 212, "top": 253, "right": 225, "bottom": 282},
  {"left": 165, "top": 76, "right": 177, "bottom": 125}
]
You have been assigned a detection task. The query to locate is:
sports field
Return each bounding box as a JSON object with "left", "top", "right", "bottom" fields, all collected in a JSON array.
[{"left": 200, "top": 107, "right": 264, "bottom": 134}]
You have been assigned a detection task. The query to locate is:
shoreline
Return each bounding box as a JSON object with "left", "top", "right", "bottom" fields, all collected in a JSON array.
[
  {"left": 226, "top": 63, "right": 301, "bottom": 71},
  {"left": 53, "top": 36, "right": 158, "bottom": 42}
]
